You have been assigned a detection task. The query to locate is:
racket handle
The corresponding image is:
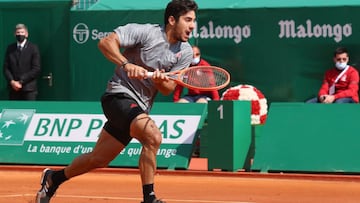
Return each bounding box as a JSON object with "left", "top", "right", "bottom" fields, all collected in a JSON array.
[
  {"left": 146, "top": 71, "right": 170, "bottom": 77},
  {"left": 147, "top": 72, "right": 154, "bottom": 77}
]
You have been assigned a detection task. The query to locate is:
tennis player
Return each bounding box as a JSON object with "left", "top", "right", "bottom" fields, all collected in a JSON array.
[{"left": 35, "top": 0, "right": 198, "bottom": 203}]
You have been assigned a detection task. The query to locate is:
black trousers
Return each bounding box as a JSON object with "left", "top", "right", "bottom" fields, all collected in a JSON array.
[{"left": 9, "top": 90, "right": 38, "bottom": 100}]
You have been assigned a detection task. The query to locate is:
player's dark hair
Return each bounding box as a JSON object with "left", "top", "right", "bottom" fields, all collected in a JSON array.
[
  {"left": 164, "top": 0, "right": 198, "bottom": 25},
  {"left": 334, "top": 47, "right": 348, "bottom": 57}
]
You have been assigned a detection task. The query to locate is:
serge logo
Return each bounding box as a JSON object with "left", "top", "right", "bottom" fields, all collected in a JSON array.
[
  {"left": 0, "top": 109, "right": 35, "bottom": 145},
  {"left": 73, "top": 23, "right": 90, "bottom": 44}
]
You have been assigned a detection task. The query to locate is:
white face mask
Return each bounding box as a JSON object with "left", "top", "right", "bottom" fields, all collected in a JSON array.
[
  {"left": 191, "top": 57, "right": 200, "bottom": 65},
  {"left": 335, "top": 62, "right": 348, "bottom": 70}
]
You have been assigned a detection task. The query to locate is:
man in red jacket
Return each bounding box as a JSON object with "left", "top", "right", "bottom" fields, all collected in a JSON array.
[
  {"left": 173, "top": 45, "right": 219, "bottom": 103},
  {"left": 306, "top": 47, "right": 359, "bottom": 103}
]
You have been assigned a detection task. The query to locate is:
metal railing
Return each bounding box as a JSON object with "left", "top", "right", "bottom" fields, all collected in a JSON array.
[{"left": 72, "top": 0, "right": 98, "bottom": 10}]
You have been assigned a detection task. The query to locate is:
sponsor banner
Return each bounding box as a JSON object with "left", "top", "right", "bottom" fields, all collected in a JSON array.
[
  {"left": 278, "top": 19, "right": 352, "bottom": 42},
  {"left": 69, "top": 8, "right": 360, "bottom": 104},
  {"left": 0, "top": 101, "right": 207, "bottom": 169}
]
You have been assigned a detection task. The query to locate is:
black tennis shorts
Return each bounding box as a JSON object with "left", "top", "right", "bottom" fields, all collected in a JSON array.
[{"left": 101, "top": 92, "right": 145, "bottom": 146}]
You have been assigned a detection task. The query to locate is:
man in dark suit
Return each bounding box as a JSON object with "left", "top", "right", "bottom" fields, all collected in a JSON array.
[{"left": 3, "top": 23, "right": 41, "bottom": 100}]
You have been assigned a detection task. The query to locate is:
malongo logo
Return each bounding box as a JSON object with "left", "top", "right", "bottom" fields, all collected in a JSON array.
[
  {"left": 278, "top": 19, "right": 352, "bottom": 42},
  {"left": 191, "top": 21, "right": 251, "bottom": 44}
]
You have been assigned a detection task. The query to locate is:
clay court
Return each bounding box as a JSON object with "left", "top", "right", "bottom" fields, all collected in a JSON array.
[{"left": 1, "top": 159, "right": 360, "bottom": 203}]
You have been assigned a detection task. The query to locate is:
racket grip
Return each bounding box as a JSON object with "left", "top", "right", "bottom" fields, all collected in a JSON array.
[{"left": 147, "top": 72, "right": 154, "bottom": 77}]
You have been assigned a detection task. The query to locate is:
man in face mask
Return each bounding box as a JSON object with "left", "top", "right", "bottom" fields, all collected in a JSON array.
[
  {"left": 3, "top": 23, "right": 41, "bottom": 100},
  {"left": 306, "top": 47, "right": 359, "bottom": 103}
]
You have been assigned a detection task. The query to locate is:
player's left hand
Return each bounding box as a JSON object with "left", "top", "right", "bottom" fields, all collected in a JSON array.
[{"left": 148, "top": 69, "right": 169, "bottom": 83}]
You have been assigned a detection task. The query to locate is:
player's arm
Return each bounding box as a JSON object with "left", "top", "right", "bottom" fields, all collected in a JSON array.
[
  {"left": 98, "top": 32, "right": 147, "bottom": 79},
  {"left": 98, "top": 32, "right": 127, "bottom": 67}
]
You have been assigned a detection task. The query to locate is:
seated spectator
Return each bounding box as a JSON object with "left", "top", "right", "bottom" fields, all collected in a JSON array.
[{"left": 306, "top": 47, "right": 359, "bottom": 103}]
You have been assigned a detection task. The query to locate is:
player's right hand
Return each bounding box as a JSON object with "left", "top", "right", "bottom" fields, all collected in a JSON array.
[{"left": 123, "top": 63, "right": 148, "bottom": 79}]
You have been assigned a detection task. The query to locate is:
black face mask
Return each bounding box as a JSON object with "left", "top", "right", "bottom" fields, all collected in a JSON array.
[{"left": 16, "top": 35, "right": 26, "bottom": 43}]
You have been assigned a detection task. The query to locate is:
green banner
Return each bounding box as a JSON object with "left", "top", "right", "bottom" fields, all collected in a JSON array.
[
  {"left": 0, "top": 101, "right": 207, "bottom": 169},
  {"left": 2, "top": 1, "right": 360, "bottom": 103},
  {"left": 69, "top": 4, "right": 360, "bottom": 104}
]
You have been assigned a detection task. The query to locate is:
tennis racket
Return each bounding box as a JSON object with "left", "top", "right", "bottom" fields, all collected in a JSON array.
[{"left": 147, "top": 66, "right": 230, "bottom": 91}]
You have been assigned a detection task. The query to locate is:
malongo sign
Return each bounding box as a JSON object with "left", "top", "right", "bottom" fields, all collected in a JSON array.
[
  {"left": 278, "top": 19, "right": 352, "bottom": 42},
  {"left": 0, "top": 101, "right": 207, "bottom": 169}
]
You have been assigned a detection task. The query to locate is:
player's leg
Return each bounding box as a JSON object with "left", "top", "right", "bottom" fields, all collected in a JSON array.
[
  {"left": 35, "top": 129, "right": 125, "bottom": 203},
  {"left": 64, "top": 129, "right": 125, "bottom": 177},
  {"left": 36, "top": 93, "right": 134, "bottom": 203},
  {"left": 130, "top": 114, "right": 164, "bottom": 203}
]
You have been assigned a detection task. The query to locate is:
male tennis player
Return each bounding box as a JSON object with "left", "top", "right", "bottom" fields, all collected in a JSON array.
[{"left": 35, "top": 0, "right": 198, "bottom": 203}]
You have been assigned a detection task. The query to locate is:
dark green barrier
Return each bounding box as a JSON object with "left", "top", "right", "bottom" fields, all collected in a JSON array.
[
  {"left": 206, "top": 101, "right": 251, "bottom": 171},
  {"left": 252, "top": 103, "right": 360, "bottom": 173}
]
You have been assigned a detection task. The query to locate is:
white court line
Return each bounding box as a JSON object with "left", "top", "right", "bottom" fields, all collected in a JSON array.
[
  {"left": 164, "top": 200, "right": 255, "bottom": 203},
  {"left": 0, "top": 194, "right": 255, "bottom": 203},
  {"left": 0, "top": 194, "right": 29, "bottom": 197}
]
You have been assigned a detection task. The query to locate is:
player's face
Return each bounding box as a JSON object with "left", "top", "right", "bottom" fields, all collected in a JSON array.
[{"left": 173, "top": 10, "right": 196, "bottom": 42}]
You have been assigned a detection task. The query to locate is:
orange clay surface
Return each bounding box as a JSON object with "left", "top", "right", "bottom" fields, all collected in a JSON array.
[{"left": 1, "top": 159, "right": 360, "bottom": 203}]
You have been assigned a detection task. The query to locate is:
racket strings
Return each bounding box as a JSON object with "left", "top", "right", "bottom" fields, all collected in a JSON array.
[{"left": 182, "top": 68, "right": 228, "bottom": 88}]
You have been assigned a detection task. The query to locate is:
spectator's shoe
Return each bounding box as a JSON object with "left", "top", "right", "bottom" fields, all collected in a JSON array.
[
  {"left": 35, "top": 168, "right": 58, "bottom": 203},
  {"left": 141, "top": 199, "right": 166, "bottom": 203}
]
